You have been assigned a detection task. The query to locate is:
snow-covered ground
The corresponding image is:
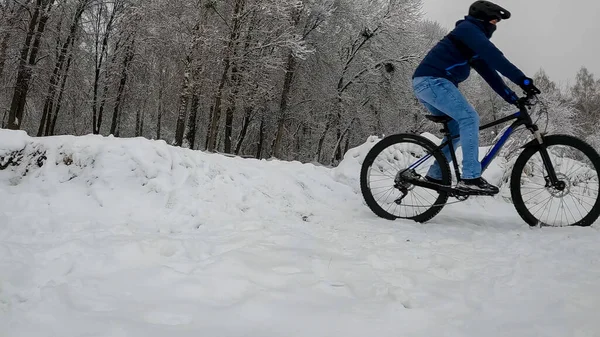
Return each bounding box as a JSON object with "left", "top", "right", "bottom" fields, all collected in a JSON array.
[{"left": 1, "top": 129, "right": 599, "bottom": 337}]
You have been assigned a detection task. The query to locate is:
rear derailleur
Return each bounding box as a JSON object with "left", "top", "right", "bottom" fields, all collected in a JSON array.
[{"left": 393, "top": 169, "right": 419, "bottom": 205}]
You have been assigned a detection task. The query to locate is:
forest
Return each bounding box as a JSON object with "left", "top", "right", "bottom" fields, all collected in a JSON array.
[{"left": 1, "top": 0, "right": 599, "bottom": 165}]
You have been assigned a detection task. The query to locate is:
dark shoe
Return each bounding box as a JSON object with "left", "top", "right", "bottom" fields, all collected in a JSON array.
[{"left": 457, "top": 177, "right": 499, "bottom": 195}]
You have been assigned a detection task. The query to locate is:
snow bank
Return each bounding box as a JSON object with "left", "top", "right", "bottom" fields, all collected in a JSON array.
[{"left": 0, "top": 130, "right": 365, "bottom": 236}]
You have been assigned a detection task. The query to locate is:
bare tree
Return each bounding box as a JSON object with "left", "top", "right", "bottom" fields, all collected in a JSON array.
[
  {"left": 271, "top": 0, "right": 334, "bottom": 158},
  {"left": 110, "top": 35, "right": 135, "bottom": 136},
  {"left": 38, "top": 0, "right": 90, "bottom": 136},
  {"left": 7, "top": 0, "right": 55, "bottom": 130},
  {"left": 0, "top": 0, "right": 31, "bottom": 80},
  {"left": 206, "top": 0, "right": 247, "bottom": 152},
  {"left": 89, "top": 0, "right": 124, "bottom": 134}
]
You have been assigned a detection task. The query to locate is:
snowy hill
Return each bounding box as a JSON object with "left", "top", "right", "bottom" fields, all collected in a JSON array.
[{"left": 1, "top": 129, "right": 599, "bottom": 337}]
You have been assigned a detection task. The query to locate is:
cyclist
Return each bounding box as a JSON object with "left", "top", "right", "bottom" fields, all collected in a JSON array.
[{"left": 412, "top": 0, "right": 540, "bottom": 195}]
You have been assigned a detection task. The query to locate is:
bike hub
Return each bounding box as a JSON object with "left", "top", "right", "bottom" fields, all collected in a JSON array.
[
  {"left": 547, "top": 173, "right": 570, "bottom": 198},
  {"left": 395, "top": 169, "right": 419, "bottom": 191}
]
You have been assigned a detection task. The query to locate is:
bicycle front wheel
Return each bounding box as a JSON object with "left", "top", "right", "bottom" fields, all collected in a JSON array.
[
  {"left": 360, "top": 134, "right": 451, "bottom": 222},
  {"left": 510, "top": 134, "right": 600, "bottom": 227}
]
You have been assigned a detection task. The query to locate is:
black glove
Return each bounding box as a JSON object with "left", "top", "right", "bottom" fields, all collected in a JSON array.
[{"left": 519, "top": 77, "right": 541, "bottom": 96}]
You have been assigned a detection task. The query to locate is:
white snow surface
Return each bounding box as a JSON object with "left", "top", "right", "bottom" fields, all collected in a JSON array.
[{"left": 1, "top": 129, "right": 599, "bottom": 337}]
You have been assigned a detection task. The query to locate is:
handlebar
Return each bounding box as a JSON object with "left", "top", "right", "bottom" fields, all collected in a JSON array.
[{"left": 516, "top": 91, "right": 539, "bottom": 109}]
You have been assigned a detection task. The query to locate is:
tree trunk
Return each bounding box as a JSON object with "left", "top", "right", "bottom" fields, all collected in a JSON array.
[
  {"left": 224, "top": 105, "right": 235, "bottom": 153},
  {"left": 38, "top": 90, "right": 52, "bottom": 136},
  {"left": 315, "top": 118, "right": 331, "bottom": 163},
  {"left": 95, "top": 56, "right": 114, "bottom": 134},
  {"left": 183, "top": 62, "right": 203, "bottom": 149},
  {"left": 234, "top": 107, "right": 252, "bottom": 155},
  {"left": 344, "top": 131, "right": 351, "bottom": 154},
  {"left": 110, "top": 40, "right": 134, "bottom": 136},
  {"left": 135, "top": 88, "right": 148, "bottom": 137},
  {"left": 270, "top": 4, "right": 306, "bottom": 158},
  {"left": 206, "top": 0, "right": 246, "bottom": 152},
  {"left": 194, "top": 98, "right": 203, "bottom": 150},
  {"left": 48, "top": 50, "right": 74, "bottom": 136},
  {"left": 140, "top": 108, "right": 145, "bottom": 137},
  {"left": 38, "top": 0, "right": 86, "bottom": 136},
  {"left": 256, "top": 117, "right": 265, "bottom": 159},
  {"left": 223, "top": 11, "right": 255, "bottom": 154},
  {"left": 156, "top": 73, "right": 164, "bottom": 140},
  {"left": 223, "top": 64, "right": 243, "bottom": 154},
  {"left": 174, "top": 59, "right": 191, "bottom": 146},
  {"left": 333, "top": 71, "right": 346, "bottom": 163},
  {"left": 207, "top": 59, "right": 230, "bottom": 152},
  {"left": 0, "top": 34, "right": 8, "bottom": 80},
  {"left": 7, "top": 0, "right": 54, "bottom": 130},
  {"left": 295, "top": 124, "right": 306, "bottom": 157},
  {"left": 92, "top": 3, "right": 117, "bottom": 134},
  {"left": 330, "top": 118, "right": 356, "bottom": 165},
  {"left": 184, "top": 92, "right": 200, "bottom": 148},
  {"left": 272, "top": 52, "right": 297, "bottom": 158},
  {"left": 204, "top": 106, "right": 213, "bottom": 149},
  {"left": 334, "top": 110, "right": 343, "bottom": 162},
  {"left": 135, "top": 108, "right": 142, "bottom": 137}
]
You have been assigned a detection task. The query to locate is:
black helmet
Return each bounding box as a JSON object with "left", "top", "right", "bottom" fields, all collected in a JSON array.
[{"left": 469, "top": 1, "right": 511, "bottom": 21}]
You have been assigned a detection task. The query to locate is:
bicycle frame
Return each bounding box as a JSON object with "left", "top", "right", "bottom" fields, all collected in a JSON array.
[{"left": 408, "top": 101, "right": 560, "bottom": 187}]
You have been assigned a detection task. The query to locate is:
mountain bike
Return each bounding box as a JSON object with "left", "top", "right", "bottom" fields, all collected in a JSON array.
[{"left": 360, "top": 93, "right": 600, "bottom": 227}]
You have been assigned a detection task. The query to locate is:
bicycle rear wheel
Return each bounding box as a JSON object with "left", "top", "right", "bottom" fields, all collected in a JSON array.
[
  {"left": 360, "top": 134, "right": 451, "bottom": 222},
  {"left": 510, "top": 134, "right": 600, "bottom": 227}
]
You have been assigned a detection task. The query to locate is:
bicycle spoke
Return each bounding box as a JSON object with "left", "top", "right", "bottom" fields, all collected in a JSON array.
[
  {"left": 375, "top": 186, "right": 396, "bottom": 204},
  {"left": 568, "top": 194, "right": 586, "bottom": 220},
  {"left": 369, "top": 177, "right": 394, "bottom": 183},
  {"left": 540, "top": 196, "right": 554, "bottom": 224},
  {"left": 564, "top": 197, "right": 578, "bottom": 225},
  {"left": 408, "top": 194, "right": 417, "bottom": 217},
  {"left": 413, "top": 188, "right": 435, "bottom": 208},
  {"left": 552, "top": 198, "right": 562, "bottom": 226},
  {"left": 371, "top": 185, "right": 395, "bottom": 197},
  {"left": 370, "top": 185, "right": 396, "bottom": 191},
  {"left": 524, "top": 188, "right": 549, "bottom": 204},
  {"left": 370, "top": 168, "right": 396, "bottom": 180},
  {"left": 413, "top": 191, "right": 428, "bottom": 209},
  {"left": 530, "top": 195, "right": 553, "bottom": 216},
  {"left": 568, "top": 193, "right": 596, "bottom": 208},
  {"left": 521, "top": 186, "right": 546, "bottom": 197},
  {"left": 385, "top": 193, "right": 397, "bottom": 214}
]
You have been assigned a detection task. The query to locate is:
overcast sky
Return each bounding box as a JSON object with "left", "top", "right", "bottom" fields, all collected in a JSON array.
[{"left": 421, "top": 0, "right": 600, "bottom": 85}]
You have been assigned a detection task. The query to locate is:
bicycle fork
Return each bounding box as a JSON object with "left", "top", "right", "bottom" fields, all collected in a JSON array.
[{"left": 529, "top": 128, "right": 563, "bottom": 190}]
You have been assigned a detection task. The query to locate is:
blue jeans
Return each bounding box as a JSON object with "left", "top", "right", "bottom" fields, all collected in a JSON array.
[{"left": 412, "top": 76, "right": 481, "bottom": 180}]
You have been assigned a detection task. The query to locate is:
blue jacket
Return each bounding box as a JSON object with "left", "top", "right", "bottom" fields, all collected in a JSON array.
[{"left": 413, "top": 16, "right": 525, "bottom": 104}]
